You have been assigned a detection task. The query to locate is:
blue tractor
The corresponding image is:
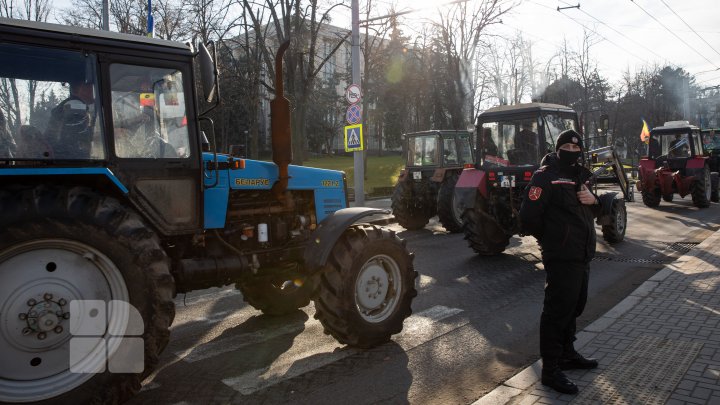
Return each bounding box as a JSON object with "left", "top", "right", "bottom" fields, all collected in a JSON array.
[{"left": 0, "top": 18, "right": 417, "bottom": 404}]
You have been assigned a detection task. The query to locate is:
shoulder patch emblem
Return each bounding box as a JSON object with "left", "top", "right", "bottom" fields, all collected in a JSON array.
[{"left": 528, "top": 186, "right": 542, "bottom": 201}]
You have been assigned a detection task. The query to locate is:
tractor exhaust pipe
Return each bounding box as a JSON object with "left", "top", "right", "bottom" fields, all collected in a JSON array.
[{"left": 271, "top": 40, "right": 292, "bottom": 199}]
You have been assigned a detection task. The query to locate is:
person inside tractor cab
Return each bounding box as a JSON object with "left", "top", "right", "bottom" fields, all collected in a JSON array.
[
  {"left": 113, "top": 88, "right": 177, "bottom": 159},
  {"left": 45, "top": 81, "right": 96, "bottom": 159},
  {"left": 648, "top": 135, "right": 661, "bottom": 158},
  {"left": 481, "top": 127, "right": 498, "bottom": 158},
  {"left": 511, "top": 120, "right": 539, "bottom": 165},
  {"left": 668, "top": 134, "right": 689, "bottom": 158}
]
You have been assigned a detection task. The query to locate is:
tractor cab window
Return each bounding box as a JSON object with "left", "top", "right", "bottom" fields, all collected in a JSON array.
[
  {"left": 651, "top": 132, "right": 691, "bottom": 159},
  {"left": 543, "top": 113, "right": 577, "bottom": 149},
  {"left": 110, "top": 64, "right": 190, "bottom": 159},
  {"left": 443, "top": 136, "right": 472, "bottom": 165},
  {"left": 691, "top": 130, "right": 703, "bottom": 156},
  {"left": 480, "top": 118, "right": 542, "bottom": 167},
  {"left": 408, "top": 135, "right": 439, "bottom": 166},
  {"left": 0, "top": 43, "right": 104, "bottom": 162}
]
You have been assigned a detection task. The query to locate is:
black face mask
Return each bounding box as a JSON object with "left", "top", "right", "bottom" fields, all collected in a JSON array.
[{"left": 557, "top": 149, "right": 582, "bottom": 166}]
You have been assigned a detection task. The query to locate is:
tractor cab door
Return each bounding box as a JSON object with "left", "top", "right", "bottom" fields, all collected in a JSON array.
[{"left": 101, "top": 57, "right": 202, "bottom": 235}]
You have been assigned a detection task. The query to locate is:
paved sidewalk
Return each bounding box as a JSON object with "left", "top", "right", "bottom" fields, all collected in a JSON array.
[{"left": 475, "top": 229, "right": 720, "bottom": 405}]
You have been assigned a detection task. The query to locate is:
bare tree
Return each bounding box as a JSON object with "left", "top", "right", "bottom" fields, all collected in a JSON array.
[
  {"left": 242, "top": 0, "right": 349, "bottom": 164},
  {"left": 432, "top": 0, "right": 514, "bottom": 128}
]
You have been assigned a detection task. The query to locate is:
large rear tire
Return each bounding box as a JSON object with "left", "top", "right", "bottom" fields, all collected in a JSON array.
[
  {"left": 313, "top": 225, "right": 417, "bottom": 348},
  {"left": 0, "top": 186, "right": 174, "bottom": 404},
  {"left": 436, "top": 172, "right": 463, "bottom": 233},
  {"left": 461, "top": 204, "right": 510, "bottom": 255},
  {"left": 691, "top": 166, "right": 711, "bottom": 208},
  {"left": 601, "top": 198, "right": 627, "bottom": 244},
  {"left": 237, "top": 274, "right": 313, "bottom": 316},
  {"left": 391, "top": 181, "right": 431, "bottom": 230},
  {"left": 641, "top": 188, "right": 661, "bottom": 207}
]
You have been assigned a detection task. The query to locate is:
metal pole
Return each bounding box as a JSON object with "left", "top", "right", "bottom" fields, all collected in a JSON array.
[
  {"left": 102, "top": 0, "right": 109, "bottom": 30},
  {"left": 351, "top": 0, "right": 365, "bottom": 206}
]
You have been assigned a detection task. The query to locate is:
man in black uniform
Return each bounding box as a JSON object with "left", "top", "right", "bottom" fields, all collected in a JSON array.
[{"left": 519, "top": 129, "right": 600, "bottom": 395}]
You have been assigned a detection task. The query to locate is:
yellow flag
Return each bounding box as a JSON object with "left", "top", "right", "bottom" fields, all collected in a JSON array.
[{"left": 640, "top": 119, "right": 650, "bottom": 143}]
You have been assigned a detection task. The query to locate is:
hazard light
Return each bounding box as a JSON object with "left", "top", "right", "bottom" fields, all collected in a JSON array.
[{"left": 463, "top": 163, "right": 474, "bottom": 169}]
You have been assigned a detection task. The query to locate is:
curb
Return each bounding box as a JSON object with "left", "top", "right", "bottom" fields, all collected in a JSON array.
[{"left": 471, "top": 230, "right": 720, "bottom": 404}]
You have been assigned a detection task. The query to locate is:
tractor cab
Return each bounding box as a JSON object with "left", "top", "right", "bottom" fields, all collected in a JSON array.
[
  {"left": 477, "top": 103, "right": 578, "bottom": 170},
  {"left": 646, "top": 121, "right": 703, "bottom": 168},
  {"left": 391, "top": 130, "right": 473, "bottom": 232}
]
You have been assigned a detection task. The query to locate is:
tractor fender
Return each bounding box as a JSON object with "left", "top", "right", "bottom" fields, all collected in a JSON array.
[
  {"left": 303, "top": 207, "right": 389, "bottom": 273},
  {"left": 454, "top": 168, "right": 487, "bottom": 211},
  {"left": 638, "top": 159, "right": 656, "bottom": 192}
]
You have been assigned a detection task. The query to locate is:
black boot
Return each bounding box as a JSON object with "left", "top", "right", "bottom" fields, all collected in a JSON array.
[
  {"left": 559, "top": 350, "right": 598, "bottom": 370},
  {"left": 541, "top": 367, "right": 578, "bottom": 395}
]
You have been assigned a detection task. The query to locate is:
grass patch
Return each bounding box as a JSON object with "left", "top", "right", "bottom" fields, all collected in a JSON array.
[{"left": 304, "top": 155, "right": 404, "bottom": 194}]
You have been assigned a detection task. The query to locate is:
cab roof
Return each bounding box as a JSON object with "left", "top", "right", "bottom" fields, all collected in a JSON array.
[
  {"left": 651, "top": 120, "right": 699, "bottom": 133},
  {"left": 402, "top": 130, "right": 471, "bottom": 139},
  {"left": 0, "top": 17, "right": 191, "bottom": 55},
  {"left": 477, "top": 103, "right": 576, "bottom": 120}
]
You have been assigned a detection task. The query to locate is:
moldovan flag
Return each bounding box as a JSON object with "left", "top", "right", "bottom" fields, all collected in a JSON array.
[{"left": 640, "top": 119, "right": 650, "bottom": 143}]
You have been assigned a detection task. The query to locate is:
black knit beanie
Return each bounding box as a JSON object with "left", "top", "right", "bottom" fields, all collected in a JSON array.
[{"left": 555, "top": 129, "right": 583, "bottom": 151}]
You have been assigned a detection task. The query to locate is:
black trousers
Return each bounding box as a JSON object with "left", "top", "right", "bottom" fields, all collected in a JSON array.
[{"left": 540, "top": 260, "right": 589, "bottom": 368}]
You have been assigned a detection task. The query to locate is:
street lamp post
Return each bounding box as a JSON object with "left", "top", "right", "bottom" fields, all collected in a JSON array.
[{"left": 351, "top": 0, "right": 364, "bottom": 206}]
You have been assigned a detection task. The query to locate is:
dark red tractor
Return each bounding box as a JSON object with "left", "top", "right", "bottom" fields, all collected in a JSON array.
[
  {"left": 454, "top": 103, "right": 630, "bottom": 255},
  {"left": 638, "top": 121, "right": 717, "bottom": 208}
]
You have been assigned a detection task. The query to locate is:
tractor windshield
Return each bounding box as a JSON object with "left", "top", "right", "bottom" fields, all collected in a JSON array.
[
  {"left": 442, "top": 134, "right": 473, "bottom": 166},
  {"left": 542, "top": 113, "right": 578, "bottom": 148},
  {"left": 479, "top": 117, "right": 543, "bottom": 167},
  {"left": 648, "top": 132, "right": 691, "bottom": 159},
  {"left": 0, "top": 43, "right": 104, "bottom": 161},
  {"left": 407, "top": 135, "right": 440, "bottom": 167}
]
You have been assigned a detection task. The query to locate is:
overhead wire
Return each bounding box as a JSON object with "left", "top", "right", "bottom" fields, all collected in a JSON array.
[
  {"left": 658, "top": 0, "right": 720, "bottom": 60},
  {"left": 629, "top": 0, "right": 720, "bottom": 70},
  {"left": 528, "top": 0, "right": 653, "bottom": 67},
  {"left": 558, "top": 0, "right": 668, "bottom": 63}
]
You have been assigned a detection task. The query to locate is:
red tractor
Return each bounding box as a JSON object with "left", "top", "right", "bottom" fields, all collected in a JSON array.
[
  {"left": 454, "top": 103, "right": 630, "bottom": 255},
  {"left": 638, "top": 121, "right": 718, "bottom": 208}
]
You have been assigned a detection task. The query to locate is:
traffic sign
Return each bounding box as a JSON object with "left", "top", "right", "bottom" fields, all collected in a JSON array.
[
  {"left": 345, "top": 84, "right": 361, "bottom": 105},
  {"left": 344, "top": 124, "right": 363, "bottom": 152},
  {"left": 346, "top": 104, "right": 361, "bottom": 124}
]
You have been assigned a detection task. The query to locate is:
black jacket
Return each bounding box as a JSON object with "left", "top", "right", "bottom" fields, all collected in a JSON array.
[{"left": 519, "top": 153, "right": 599, "bottom": 263}]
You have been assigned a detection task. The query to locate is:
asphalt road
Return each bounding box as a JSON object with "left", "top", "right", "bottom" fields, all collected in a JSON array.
[{"left": 129, "top": 196, "right": 720, "bottom": 405}]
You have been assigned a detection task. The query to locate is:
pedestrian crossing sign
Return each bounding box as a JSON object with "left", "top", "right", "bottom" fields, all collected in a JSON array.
[{"left": 344, "top": 124, "right": 364, "bottom": 152}]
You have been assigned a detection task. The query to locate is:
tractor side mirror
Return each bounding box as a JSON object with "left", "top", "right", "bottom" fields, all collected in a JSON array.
[{"left": 198, "top": 42, "right": 218, "bottom": 103}]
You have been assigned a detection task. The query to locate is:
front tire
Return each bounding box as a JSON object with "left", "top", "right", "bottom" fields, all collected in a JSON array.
[
  {"left": 601, "top": 198, "right": 627, "bottom": 243},
  {"left": 642, "top": 188, "right": 661, "bottom": 207},
  {"left": 391, "top": 181, "right": 431, "bottom": 230},
  {"left": 461, "top": 203, "right": 510, "bottom": 255},
  {"left": 313, "top": 225, "right": 417, "bottom": 348},
  {"left": 691, "top": 166, "right": 711, "bottom": 208},
  {"left": 436, "top": 172, "right": 463, "bottom": 233},
  {"left": 662, "top": 193, "right": 674, "bottom": 202},
  {"left": 0, "top": 186, "right": 174, "bottom": 404}
]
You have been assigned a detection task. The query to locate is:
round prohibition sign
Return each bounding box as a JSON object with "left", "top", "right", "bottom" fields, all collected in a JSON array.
[{"left": 345, "top": 84, "right": 362, "bottom": 105}]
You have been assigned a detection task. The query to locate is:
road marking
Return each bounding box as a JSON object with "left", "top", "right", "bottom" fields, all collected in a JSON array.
[
  {"left": 221, "top": 305, "right": 465, "bottom": 395},
  {"left": 173, "top": 287, "right": 241, "bottom": 306},
  {"left": 174, "top": 316, "right": 311, "bottom": 363}
]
